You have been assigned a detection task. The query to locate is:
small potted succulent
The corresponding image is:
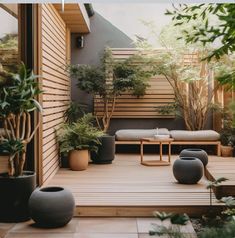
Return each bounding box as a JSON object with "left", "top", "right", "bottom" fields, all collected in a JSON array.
[
  {"left": 57, "top": 113, "right": 104, "bottom": 171},
  {"left": 0, "top": 63, "right": 42, "bottom": 222}
]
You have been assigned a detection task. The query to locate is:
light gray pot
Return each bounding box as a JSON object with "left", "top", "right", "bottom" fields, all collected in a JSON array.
[
  {"left": 173, "top": 157, "right": 204, "bottom": 184},
  {"left": 180, "top": 148, "right": 208, "bottom": 166},
  {"left": 29, "top": 187, "right": 75, "bottom": 228}
]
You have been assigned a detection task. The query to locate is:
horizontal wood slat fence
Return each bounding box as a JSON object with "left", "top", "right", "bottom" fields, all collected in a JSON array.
[{"left": 94, "top": 48, "right": 199, "bottom": 119}]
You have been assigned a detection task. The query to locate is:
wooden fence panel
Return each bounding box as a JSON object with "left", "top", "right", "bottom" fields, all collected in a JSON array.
[
  {"left": 94, "top": 48, "right": 175, "bottom": 118},
  {"left": 40, "top": 4, "right": 70, "bottom": 185}
]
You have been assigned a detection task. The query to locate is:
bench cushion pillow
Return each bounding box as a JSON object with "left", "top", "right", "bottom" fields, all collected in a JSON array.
[
  {"left": 170, "top": 130, "right": 220, "bottom": 141},
  {"left": 115, "top": 128, "right": 169, "bottom": 141}
]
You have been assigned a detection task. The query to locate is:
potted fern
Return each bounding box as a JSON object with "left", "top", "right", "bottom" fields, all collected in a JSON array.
[
  {"left": 57, "top": 114, "right": 104, "bottom": 171},
  {"left": 0, "top": 63, "right": 42, "bottom": 222}
]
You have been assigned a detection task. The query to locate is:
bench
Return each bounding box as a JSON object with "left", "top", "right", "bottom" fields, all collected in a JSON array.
[{"left": 115, "top": 129, "right": 221, "bottom": 156}]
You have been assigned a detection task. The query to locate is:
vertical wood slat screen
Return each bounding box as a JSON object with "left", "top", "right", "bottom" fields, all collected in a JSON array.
[
  {"left": 94, "top": 48, "right": 175, "bottom": 118},
  {"left": 40, "top": 4, "right": 70, "bottom": 184}
]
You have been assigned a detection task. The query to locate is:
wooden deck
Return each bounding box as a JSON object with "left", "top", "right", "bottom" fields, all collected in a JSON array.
[
  {"left": 48, "top": 154, "right": 225, "bottom": 217},
  {"left": 205, "top": 156, "right": 235, "bottom": 199}
]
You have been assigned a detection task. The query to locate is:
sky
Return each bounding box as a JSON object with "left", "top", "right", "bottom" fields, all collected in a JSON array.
[{"left": 93, "top": 3, "right": 173, "bottom": 46}]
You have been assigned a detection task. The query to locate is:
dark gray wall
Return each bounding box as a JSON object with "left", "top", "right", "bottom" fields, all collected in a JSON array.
[{"left": 71, "top": 12, "right": 212, "bottom": 135}]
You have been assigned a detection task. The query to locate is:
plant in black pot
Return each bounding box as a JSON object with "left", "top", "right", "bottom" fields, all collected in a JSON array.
[
  {"left": 57, "top": 113, "right": 104, "bottom": 170},
  {"left": 67, "top": 48, "right": 152, "bottom": 164},
  {"left": 0, "top": 63, "right": 42, "bottom": 222}
]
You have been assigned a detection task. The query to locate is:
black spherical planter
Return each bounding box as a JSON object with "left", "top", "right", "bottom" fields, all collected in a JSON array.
[
  {"left": 173, "top": 157, "right": 204, "bottom": 184},
  {"left": 180, "top": 149, "right": 208, "bottom": 166},
  {"left": 0, "top": 171, "right": 36, "bottom": 222},
  {"left": 91, "top": 135, "right": 115, "bottom": 164},
  {"left": 29, "top": 187, "right": 75, "bottom": 228}
]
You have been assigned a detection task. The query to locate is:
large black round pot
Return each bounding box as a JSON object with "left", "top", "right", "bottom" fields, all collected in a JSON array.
[
  {"left": 91, "top": 135, "right": 115, "bottom": 164},
  {"left": 0, "top": 171, "right": 36, "bottom": 222},
  {"left": 180, "top": 148, "right": 208, "bottom": 167},
  {"left": 173, "top": 157, "right": 204, "bottom": 184},
  {"left": 29, "top": 186, "right": 75, "bottom": 228}
]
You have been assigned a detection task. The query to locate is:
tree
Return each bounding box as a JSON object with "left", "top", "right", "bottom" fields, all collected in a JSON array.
[
  {"left": 166, "top": 4, "right": 235, "bottom": 88},
  {"left": 68, "top": 48, "right": 153, "bottom": 133},
  {"left": 166, "top": 4, "right": 235, "bottom": 60}
]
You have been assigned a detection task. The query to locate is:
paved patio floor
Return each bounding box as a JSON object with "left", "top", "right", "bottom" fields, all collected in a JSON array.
[{"left": 1, "top": 217, "right": 196, "bottom": 238}]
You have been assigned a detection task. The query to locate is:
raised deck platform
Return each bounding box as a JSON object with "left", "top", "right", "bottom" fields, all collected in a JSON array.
[
  {"left": 205, "top": 156, "right": 235, "bottom": 199},
  {"left": 48, "top": 154, "right": 224, "bottom": 217}
]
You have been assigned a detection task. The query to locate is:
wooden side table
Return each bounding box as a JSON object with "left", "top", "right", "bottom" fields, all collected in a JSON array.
[{"left": 140, "top": 137, "right": 174, "bottom": 166}]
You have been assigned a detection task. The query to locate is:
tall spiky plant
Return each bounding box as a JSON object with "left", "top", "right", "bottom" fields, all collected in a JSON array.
[{"left": 0, "top": 63, "right": 42, "bottom": 176}]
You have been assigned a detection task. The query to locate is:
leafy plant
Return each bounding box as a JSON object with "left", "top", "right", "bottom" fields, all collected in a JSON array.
[
  {"left": 198, "top": 221, "right": 235, "bottom": 238},
  {"left": 67, "top": 47, "right": 153, "bottom": 132},
  {"left": 149, "top": 211, "right": 189, "bottom": 237},
  {"left": 207, "top": 177, "right": 228, "bottom": 206},
  {"left": 57, "top": 113, "right": 104, "bottom": 153},
  {"left": 0, "top": 63, "right": 42, "bottom": 177},
  {"left": 166, "top": 4, "right": 235, "bottom": 61},
  {"left": 63, "top": 102, "right": 87, "bottom": 124},
  {"left": 166, "top": 4, "right": 235, "bottom": 90}
]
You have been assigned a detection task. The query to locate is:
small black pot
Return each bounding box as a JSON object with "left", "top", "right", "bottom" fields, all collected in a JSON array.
[
  {"left": 91, "top": 135, "right": 115, "bottom": 164},
  {"left": 0, "top": 171, "right": 36, "bottom": 222},
  {"left": 29, "top": 186, "right": 75, "bottom": 228}
]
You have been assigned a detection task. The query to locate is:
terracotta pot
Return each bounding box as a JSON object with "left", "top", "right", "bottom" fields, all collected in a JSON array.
[
  {"left": 221, "top": 145, "right": 233, "bottom": 157},
  {"left": 0, "top": 155, "right": 9, "bottom": 173},
  {"left": 69, "top": 150, "right": 89, "bottom": 171}
]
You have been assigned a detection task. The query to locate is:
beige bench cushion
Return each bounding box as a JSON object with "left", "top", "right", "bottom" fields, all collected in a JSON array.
[
  {"left": 170, "top": 130, "right": 220, "bottom": 141},
  {"left": 115, "top": 128, "right": 170, "bottom": 141}
]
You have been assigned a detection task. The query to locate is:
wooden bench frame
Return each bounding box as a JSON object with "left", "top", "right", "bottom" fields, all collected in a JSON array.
[{"left": 115, "top": 140, "right": 221, "bottom": 156}]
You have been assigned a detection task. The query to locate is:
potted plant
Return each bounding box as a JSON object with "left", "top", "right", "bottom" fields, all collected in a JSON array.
[
  {"left": 68, "top": 48, "right": 152, "bottom": 163},
  {"left": 220, "top": 130, "right": 235, "bottom": 157},
  {"left": 57, "top": 113, "right": 104, "bottom": 170},
  {"left": 0, "top": 63, "right": 42, "bottom": 222},
  {"left": 220, "top": 104, "right": 235, "bottom": 157}
]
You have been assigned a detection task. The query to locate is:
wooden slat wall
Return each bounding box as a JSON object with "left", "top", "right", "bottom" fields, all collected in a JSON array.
[
  {"left": 40, "top": 4, "right": 70, "bottom": 184},
  {"left": 94, "top": 49, "right": 175, "bottom": 118}
]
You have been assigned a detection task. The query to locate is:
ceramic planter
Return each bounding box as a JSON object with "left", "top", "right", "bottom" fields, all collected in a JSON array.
[
  {"left": 69, "top": 149, "right": 89, "bottom": 171},
  {"left": 91, "top": 135, "right": 115, "bottom": 164},
  {"left": 180, "top": 148, "right": 208, "bottom": 166},
  {"left": 29, "top": 186, "right": 75, "bottom": 228},
  {"left": 173, "top": 157, "right": 204, "bottom": 184},
  {"left": 0, "top": 171, "right": 36, "bottom": 222},
  {"left": 221, "top": 145, "right": 233, "bottom": 157}
]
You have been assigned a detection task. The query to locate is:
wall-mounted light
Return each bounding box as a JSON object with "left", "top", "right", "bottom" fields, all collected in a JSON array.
[{"left": 77, "top": 36, "right": 84, "bottom": 48}]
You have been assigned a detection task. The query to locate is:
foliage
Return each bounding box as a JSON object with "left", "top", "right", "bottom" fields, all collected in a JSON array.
[
  {"left": 166, "top": 4, "right": 235, "bottom": 60},
  {"left": 0, "top": 34, "right": 18, "bottom": 80},
  {"left": 166, "top": 4, "right": 235, "bottom": 89},
  {"left": 0, "top": 34, "right": 18, "bottom": 49},
  {"left": 207, "top": 177, "right": 228, "bottom": 206},
  {"left": 198, "top": 221, "right": 235, "bottom": 238},
  {"left": 57, "top": 113, "right": 104, "bottom": 153},
  {"left": 149, "top": 211, "right": 189, "bottom": 237},
  {"left": 136, "top": 20, "right": 226, "bottom": 130},
  {"left": 218, "top": 102, "right": 235, "bottom": 146},
  {"left": 67, "top": 47, "right": 153, "bottom": 132},
  {"left": 0, "top": 63, "right": 42, "bottom": 176},
  {"left": 149, "top": 49, "right": 217, "bottom": 130},
  {"left": 64, "top": 102, "right": 87, "bottom": 124}
]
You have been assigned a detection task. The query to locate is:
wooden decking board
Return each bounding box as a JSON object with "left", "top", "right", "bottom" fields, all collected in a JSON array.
[
  {"left": 205, "top": 156, "right": 235, "bottom": 198},
  {"left": 48, "top": 154, "right": 225, "bottom": 217}
]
